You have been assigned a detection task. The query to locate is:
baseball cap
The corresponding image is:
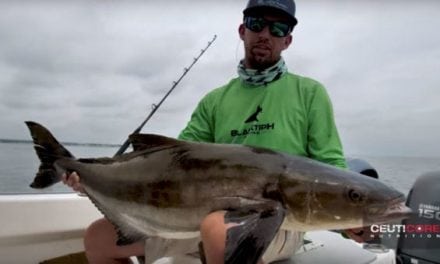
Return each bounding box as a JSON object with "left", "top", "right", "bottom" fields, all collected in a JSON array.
[{"left": 243, "top": 0, "right": 298, "bottom": 26}]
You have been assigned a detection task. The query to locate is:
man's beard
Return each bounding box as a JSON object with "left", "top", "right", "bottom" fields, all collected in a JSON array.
[
  {"left": 247, "top": 48, "right": 279, "bottom": 70},
  {"left": 248, "top": 55, "right": 279, "bottom": 70}
]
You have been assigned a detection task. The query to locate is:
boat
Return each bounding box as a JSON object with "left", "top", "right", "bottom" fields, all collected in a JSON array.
[
  {"left": 0, "top": 159, "right": 439, "bottom": 264},
  {"left": 0, "top": 193, "right": 394, "bottom": 264}
]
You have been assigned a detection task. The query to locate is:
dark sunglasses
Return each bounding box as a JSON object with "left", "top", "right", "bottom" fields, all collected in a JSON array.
[{"left": 244, "top": 16, "right": 293, "bottom": 37}]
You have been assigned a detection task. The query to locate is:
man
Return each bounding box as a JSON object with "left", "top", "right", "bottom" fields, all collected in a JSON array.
[
  {"left": 65, "top": 0, "right": 365, "bottom": 263},
  {"left": 178, "top": 1, "right": 346, "bottom": 263}
]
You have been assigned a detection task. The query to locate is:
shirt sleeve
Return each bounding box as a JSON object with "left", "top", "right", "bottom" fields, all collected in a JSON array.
[
  {"left": 178, "top": 93, "right": 215, "bottom": 143},
  {"left": 306, "top": 84, "right": 347, "bottom": 169}
]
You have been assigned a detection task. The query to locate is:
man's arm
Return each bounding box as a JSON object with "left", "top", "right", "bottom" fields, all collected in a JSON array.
[
  {"left": 178, "top": 93, "right": 215, "bottom": 142},
  {"left": 306, "top": 84, "right": 347, "bottom": 169}
]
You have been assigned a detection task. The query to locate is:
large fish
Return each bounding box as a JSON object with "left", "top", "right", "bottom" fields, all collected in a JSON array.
[{"left": 26, "top": 121, "right": 411, "bottom": 264}]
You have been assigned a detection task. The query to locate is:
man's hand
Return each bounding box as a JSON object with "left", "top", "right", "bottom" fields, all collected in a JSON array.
[{"left": 62, "top": 171, "right": 85, "bottom": 193}]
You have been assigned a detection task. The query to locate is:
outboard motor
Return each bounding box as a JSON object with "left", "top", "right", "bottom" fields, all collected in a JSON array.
[
  {"left": 346, "top": 158, "right": 379, "bottom": 179},
  {"left": 396, "top": 171, "right": 440, "bottom": 264}
]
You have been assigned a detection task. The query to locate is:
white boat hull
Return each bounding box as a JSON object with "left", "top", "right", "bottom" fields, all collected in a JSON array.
[
  {"left": 0, "top": 194, "right": 102, "bottom": 264},
  {"left": 0, "top": 193, "right": 396, "bottom": 264}
]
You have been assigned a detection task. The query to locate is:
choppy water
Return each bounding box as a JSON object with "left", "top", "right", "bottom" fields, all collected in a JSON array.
[{"left": 0, "top": 142, "right": 439, "bottom": 195}]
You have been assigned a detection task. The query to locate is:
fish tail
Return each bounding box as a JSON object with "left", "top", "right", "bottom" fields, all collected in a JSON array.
[{"left": 25, "top": 121, "right": 75, "bottom": 189}]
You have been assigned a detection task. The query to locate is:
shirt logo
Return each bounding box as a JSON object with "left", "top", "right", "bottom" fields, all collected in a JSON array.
[
  {"left": 245, "top": 105, "right": 263, "bottom": 123},
  {"left": 230, "top": 105, "right": 275, "bottom": 137}
]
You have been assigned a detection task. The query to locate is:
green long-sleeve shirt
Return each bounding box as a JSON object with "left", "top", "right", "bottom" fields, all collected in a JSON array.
[{"left": 179, "top": 72, "right": 347, "bottom": 169}]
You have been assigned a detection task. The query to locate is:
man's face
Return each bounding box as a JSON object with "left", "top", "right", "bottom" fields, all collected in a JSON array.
[{"left": 239, "top": 13, "right": 293, "bottom": 69}]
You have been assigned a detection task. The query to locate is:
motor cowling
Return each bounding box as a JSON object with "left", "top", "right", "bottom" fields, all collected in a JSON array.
[
  {"left": 346, "top": 158, "right": 379, "bottom": 179},
  {"left": 397, "top": 171, "right": 440, "bottom": 264}
]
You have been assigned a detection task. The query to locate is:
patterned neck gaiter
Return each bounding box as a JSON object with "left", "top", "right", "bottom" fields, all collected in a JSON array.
[{"left": 237, "top": 58, "right": 287, "bottom": 86}]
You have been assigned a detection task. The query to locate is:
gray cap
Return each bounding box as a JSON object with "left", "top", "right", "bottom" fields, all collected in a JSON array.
[{"left": 243, "top": 0, "right": 298, "bottom": 26}]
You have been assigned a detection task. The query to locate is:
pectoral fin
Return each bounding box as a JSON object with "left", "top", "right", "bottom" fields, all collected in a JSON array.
[{"left": 224, "top": 201, "right": 285, "bottom": 264}]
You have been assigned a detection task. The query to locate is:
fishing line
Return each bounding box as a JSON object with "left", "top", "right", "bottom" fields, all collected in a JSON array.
[
  {"left": 114, "top": 35, "right": 217, "bottom": 156},
  {"left": 235, "top": 37, "right": 243, "bottom": 65}
]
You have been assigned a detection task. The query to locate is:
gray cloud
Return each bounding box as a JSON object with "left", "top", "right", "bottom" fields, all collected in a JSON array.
[
  {"left": 285, "top": 0, "right": 440, "bottom": 157},
  {"left": 0, "top": 0, "right": 439, "bottom": 157}
]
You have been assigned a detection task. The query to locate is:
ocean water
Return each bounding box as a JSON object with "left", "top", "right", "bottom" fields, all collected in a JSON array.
[
  {"left": 0, "top": 142, "right": 439, "bottom": 195},
  {"left": 358, "top": 155, "right": 440, "bottom": 193},
  {"left": 0, "top": 142, "right": 119, "bottom": 194}
]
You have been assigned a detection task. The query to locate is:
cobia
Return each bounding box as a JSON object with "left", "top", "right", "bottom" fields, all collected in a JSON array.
[{"left": 25, "top": 121, "right": 412, "bottom": 263}]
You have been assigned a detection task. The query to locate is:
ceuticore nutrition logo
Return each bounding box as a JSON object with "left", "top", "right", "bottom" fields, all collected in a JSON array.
[
  {"left": 370, "top": 203, "right": 440, "bottom": 241},
  {"left": 370, "top": 224, "right": 440, "bottom": 239}
]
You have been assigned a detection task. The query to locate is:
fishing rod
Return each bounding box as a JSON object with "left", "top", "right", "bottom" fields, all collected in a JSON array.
[{"left": 114, "top": 34, "right": 217, "bottom": 156}]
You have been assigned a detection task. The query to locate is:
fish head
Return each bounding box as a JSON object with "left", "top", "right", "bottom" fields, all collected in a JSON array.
[{"left": 279, "top": 163, "right": 413, "bottom": 231}]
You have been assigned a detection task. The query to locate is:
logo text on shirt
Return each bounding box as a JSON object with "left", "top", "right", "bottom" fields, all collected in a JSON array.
[{"left": 231, "top": 123, "right": 275, "bottom": 137}]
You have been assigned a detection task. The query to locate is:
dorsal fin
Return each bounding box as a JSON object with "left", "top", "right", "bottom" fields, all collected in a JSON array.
[{"left": 129, "top": 133, "right": 181, "bottom": 151}]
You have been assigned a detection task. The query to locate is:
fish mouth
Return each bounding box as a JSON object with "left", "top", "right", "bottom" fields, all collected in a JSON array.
[{"left": 365, "top": 196, "right": 413, "bottom": 224}]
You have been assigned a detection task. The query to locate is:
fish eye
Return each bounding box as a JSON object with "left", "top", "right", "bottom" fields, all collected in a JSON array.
[{"left": 347, "top": 188, "right": 365, "bottom": 204}]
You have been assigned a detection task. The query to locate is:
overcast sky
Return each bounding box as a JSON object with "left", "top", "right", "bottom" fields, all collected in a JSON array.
[{"left": 0, "top": 0, "right": 439, "bottom": 157}]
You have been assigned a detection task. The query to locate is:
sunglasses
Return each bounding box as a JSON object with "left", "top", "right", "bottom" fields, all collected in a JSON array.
[{"left": 244, "top": 16, "right": 293, "bottom": 38}]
